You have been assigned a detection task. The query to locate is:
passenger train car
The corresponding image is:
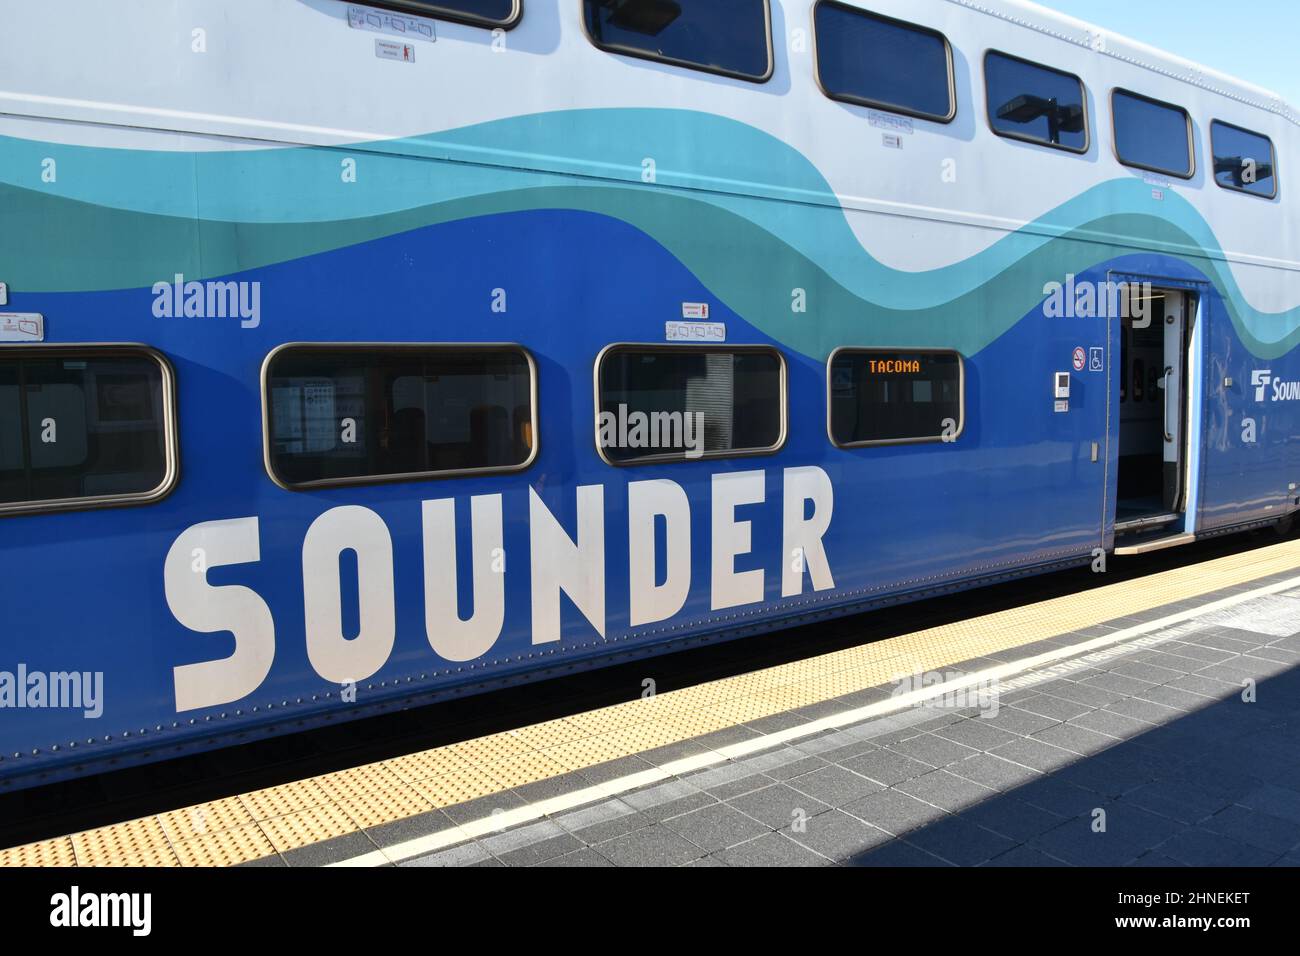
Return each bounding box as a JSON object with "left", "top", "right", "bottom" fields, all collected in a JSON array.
[{"left": 1, "top": 0, "right": 1297, "bottom": 790}]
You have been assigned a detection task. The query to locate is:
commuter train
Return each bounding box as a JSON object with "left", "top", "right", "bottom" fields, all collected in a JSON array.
[{"left": 1, "top": 0, "right": 1297, "bottom": 790}]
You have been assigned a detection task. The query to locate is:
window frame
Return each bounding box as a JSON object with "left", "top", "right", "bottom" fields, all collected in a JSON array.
[
  {"left": 1209, "top": 118, "right": 1279, "bottom": 200},
  {"left": 579, "top": 0, "right": 775, "bottom": 85},
  {"left": 260, "top": 342, "right": 540, "bottom": 492},
  {"left": 0, "top": 343, "right": 180, "bottom": 518},
  {"left": 811, "top": 0, "right": 957, "bottom": 124},
  {"left": 825, "top": 346, "right": 966, "bottom": 449},
  {"left": 359, "top": 0, "right": 523, "bottom": 30},
  {"left": 983, "top": 49, "right": 1091, "bottom": 156},
  {"left": 593, "top": 342, "right": 788, "bottom": 467},
  {"left": 1109, "top": 88, "right": 1196, "bottom": 180}
]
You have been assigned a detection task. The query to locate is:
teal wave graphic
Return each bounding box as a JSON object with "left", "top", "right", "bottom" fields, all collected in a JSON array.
[{"left": 2, "top": 108, "right": 1298, "bottom": 357}]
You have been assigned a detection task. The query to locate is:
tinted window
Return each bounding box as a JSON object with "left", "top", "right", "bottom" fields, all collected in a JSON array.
[
  {"left": 370, "top": 1, "right": 519, "bottom": 26},
  {"left": 266, "top": 347, "right": 535, "bottom": 487},
  {"left": 582, "top": 0, "right": 772, "bottom": 82},
  {"left": 814, "top": 2, "right": 953, "bottom": 121},
  {"left": 597, "top": 347, "right": 784, "bottom": 463},
  {"left": 0, "top": 362, "right": 24, "bottom": 504},
  {"left": 1212, "top": 121, "right": 1277, "bottom": 198},
  {"left": 985, "top": 52, "right": 1087, "bottom": 151},
  {"left": 829, "top": 350, "right": 963, "bottom": 445},
  {"left": 1113, "top": 91, "right": 1193, "bottom": 178},
  {"left": 0, "top": 350, "right": 173, "bottom": 511}
]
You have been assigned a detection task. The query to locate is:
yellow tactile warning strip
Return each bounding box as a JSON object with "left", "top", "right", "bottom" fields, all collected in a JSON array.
[{"left": 6, "top": 537, "right": 1300, "bottom": 867}]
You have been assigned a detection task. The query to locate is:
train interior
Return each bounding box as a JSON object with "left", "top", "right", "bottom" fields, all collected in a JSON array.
[{"left": 1115, "top": 287, "right": 1193, "bottom": 549}]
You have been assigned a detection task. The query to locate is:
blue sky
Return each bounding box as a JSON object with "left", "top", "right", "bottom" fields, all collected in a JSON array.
[{"left": 1035, "top": 0, "right": 1299, "bottom": 106}]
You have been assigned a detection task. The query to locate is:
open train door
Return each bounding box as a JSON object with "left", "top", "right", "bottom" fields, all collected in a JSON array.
[{"left": 1112, "top": 285, "right": 1197, "bottom": 555}]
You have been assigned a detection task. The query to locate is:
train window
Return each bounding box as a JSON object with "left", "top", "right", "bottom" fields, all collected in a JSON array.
[
  {"left": 1112, "top": 90, "right": 1194, "bottom": 179},
  {"left": 828, "top": 349, "right": 964, "bottom": 447},
  {"left": 0, "top": 347, "right": 177, "bottom": 515},
  {"left": 581, "top": 0, "right": 773, "bottom": 83},
  {"left": 360, "top": 1, "right": 521, "bottom": 29},
  {"left": 596, "top": 345, "right": 785, "bottom": 464},
  {"left": 813, "top": 2, "right": 954, "bottom": 123},
  {"left": 1211, "top": 121, "right": 1277, "bottom": 198},
  {"left": 985, "top": 51, "right": 1088, "bottom": 153},
  {"left": 264, "top": 345, "right": 537, "bottom": 489}
]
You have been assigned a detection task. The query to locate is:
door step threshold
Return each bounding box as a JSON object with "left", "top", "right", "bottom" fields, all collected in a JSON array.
[
  {"left": 1115, "top": 511, "right": 1181, "bottom": 533},
  {"left": 1115, "top": 532, "right": 1196, "bottom": 556}
]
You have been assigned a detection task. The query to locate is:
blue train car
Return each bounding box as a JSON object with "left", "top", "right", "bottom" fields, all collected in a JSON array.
[{"left": 1, "top": 0, "right": 1298, "bottom": 790}]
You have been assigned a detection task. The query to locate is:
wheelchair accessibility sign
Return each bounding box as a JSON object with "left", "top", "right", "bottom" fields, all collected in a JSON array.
[{"left": 1089, "top": 347, "right": 1105, "bottom": 373}]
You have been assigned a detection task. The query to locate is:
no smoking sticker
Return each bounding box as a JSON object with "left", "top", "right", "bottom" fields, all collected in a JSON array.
[{"left": 1072, "top": 347, "right": 1086, "bottom": 371}]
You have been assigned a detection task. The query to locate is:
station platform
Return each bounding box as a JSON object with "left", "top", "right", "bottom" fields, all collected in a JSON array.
[{"left": 6, "top": 538, "right": 1300, "bottom": 868}]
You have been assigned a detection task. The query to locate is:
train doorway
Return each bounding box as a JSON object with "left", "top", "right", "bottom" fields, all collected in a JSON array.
[{"left": 1114, "top": 287, "right": 1194, "bottom": 552}]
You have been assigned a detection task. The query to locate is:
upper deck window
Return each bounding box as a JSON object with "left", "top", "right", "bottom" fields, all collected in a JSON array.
[
  {"left": 1112, "top": 90, "right": 1194, "bottom": 179},
  {"left": 582, "top": 0, "right": 773, "bottom": 83},
  {"left": 813, "top": 2, "right": 954, "bottom": 123},
  {"left": 985, "top": 51, "right": 1088, "bottom": 153},
  {"left": 0, "top": 347, "right": 177, "bottom": 516},
  {"left": 365, "top": 1, "right": 521, "bottom": 28},
  {"left": 1211, "top": 120, "right": 1278, "bottom": 198}
]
